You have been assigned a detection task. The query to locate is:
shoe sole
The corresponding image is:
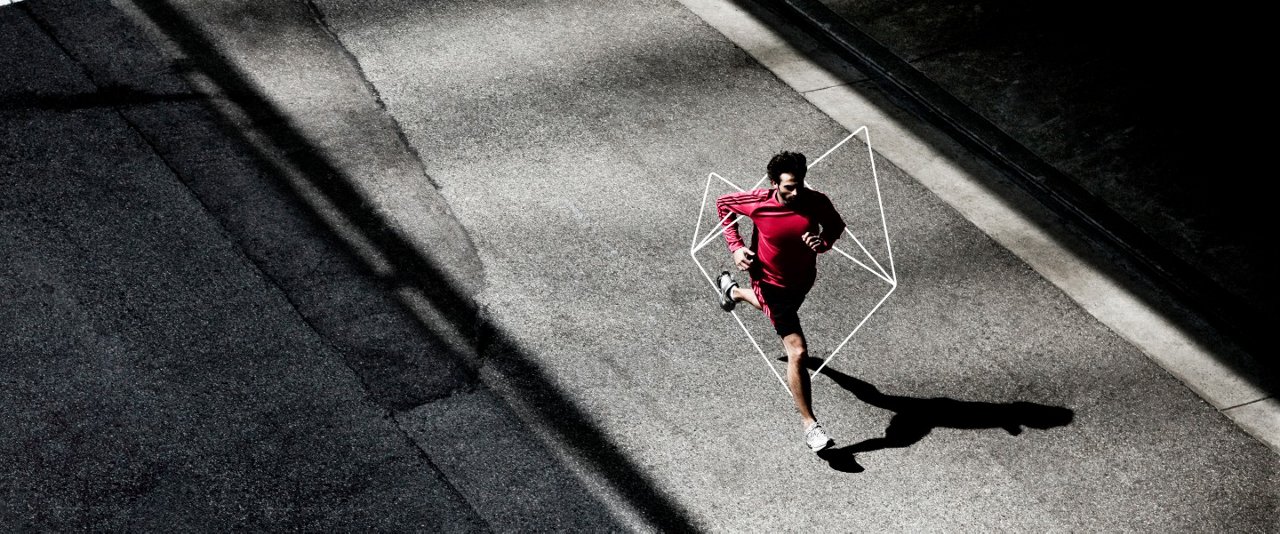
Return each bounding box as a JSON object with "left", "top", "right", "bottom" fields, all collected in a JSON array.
[{"left": 717, "top": 273, "right": 737, "bottom": 311}]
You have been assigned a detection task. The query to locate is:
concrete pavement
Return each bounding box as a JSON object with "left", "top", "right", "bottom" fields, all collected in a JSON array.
[{"left": 2, "top": 0, "right": 1276, "bottom": 530}]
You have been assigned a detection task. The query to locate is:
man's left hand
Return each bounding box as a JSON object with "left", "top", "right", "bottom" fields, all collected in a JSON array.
[{"left": 802, "top": 232, "right": 824, "bottom": 252}]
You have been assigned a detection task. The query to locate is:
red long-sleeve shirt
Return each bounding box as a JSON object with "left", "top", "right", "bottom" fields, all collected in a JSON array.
[{"left": 716, "top": 188, "right": 846, "bottom": 291}]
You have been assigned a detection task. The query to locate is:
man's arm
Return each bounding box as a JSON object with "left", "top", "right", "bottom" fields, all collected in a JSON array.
[
  {"left": 816, "top": 196, "right": 846, "bottom": 252},
  {"left": 716, "top": 191, "right": 757, "bottom": 270},
  {"left": 715, "top": 192, "right": 752, "bottom": 253},
  {"left": 803, "top": 194, "right": 846, "bottom": 253}
]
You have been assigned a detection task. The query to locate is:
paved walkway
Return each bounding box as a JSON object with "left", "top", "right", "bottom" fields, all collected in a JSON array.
[{"left": 2, "top": 0, "right": 1275, "bottom": 530}]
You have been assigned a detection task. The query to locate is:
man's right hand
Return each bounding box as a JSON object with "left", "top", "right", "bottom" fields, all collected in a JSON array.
[{"left": 733, "top": 248, "right": 756, "bottom": 271}]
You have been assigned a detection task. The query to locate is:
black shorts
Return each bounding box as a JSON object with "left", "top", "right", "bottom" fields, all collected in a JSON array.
[{"left": 755, "top": 281, "right": 808, "bottom": 337}]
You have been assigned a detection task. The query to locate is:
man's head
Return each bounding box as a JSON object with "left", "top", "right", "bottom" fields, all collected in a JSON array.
[{"left": 767, "top": 151, "right": 807, "bottom": 205}]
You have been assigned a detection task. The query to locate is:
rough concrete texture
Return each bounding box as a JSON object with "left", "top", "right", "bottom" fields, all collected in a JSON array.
[
  {"left": 2, "top": 0, "right": 1276, "bottom": 531},
  {"left": 1, "top": 4, "right": 486, "bottom": 530}
]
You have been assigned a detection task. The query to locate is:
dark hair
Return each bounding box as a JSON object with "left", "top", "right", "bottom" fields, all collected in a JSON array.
[{"left": 767, "top": 151, "right": 807, "bottom": 184}]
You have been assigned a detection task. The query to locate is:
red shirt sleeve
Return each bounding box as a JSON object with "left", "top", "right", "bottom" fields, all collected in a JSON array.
[{"left": 715, "top": 191, "right": 755, "bottom": 253}]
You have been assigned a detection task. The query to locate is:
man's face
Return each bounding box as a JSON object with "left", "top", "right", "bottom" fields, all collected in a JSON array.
[{"left": 775, "top": 172, "right": 804, "bottom": 205}]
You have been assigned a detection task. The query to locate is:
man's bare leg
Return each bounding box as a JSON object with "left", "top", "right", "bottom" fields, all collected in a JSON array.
[
  {"left": 729, "top": 286, "right": 762, "bottom": 310},
  {"left": 782, "top": 332, "right": 817, "bottom": 427},
  {"left": 727, "top": 287, "right": 814, "bottom": 424}
]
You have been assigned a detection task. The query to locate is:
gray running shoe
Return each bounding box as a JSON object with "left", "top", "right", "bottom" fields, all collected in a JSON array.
[
  {"left": 717, "top": 271, "right": 738, "bottom": 311},
  {"left": 805, "top": 421, "right": 834, "bottom": 452}
]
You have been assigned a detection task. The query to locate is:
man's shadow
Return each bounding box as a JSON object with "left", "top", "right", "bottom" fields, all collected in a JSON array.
[{"left": 786, "top": 357, "right": 1075, "bottom": 473}]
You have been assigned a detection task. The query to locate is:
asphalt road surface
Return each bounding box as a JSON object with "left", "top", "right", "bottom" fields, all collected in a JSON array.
[{"left": 2, "top": 0, "right": 1275, "bottom": 531}]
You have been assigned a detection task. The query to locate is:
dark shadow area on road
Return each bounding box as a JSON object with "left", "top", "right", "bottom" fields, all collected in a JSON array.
[
  {"left": 0, "top": 88, "right": 201, "bottom": 111},
  {"left": 735, "top": 0, "right": 1277, "bottom": 398},
  {"left": 801, "top": 357, "right": 1074, "bottom": 473},
  {"left": 111, "top": 1, "right": 698, "bottom": 530}
]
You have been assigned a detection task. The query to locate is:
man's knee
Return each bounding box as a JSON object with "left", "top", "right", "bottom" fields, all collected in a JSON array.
[{"left": 782, "top": 336, "right": 807, "bottom": 361}]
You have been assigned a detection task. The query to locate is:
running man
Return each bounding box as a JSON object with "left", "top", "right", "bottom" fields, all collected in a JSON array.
[{"left": 715, "top": 150, "right": 846, "bottom": 452}]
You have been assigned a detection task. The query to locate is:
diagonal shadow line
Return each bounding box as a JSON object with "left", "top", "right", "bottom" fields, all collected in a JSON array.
[
  {"left": 798, "top": 357, "right": 1074, "bottom": 472},
  {"left": 126, "top": 1, "right": 698, "bottom": 530},
  {"left": 0, "top": 88, "right": 202, "bottom": 111}
]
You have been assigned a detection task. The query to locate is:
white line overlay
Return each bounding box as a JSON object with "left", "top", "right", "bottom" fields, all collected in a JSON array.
[{"left": 690, "top": 128, "right": 897, "bottom": 396}]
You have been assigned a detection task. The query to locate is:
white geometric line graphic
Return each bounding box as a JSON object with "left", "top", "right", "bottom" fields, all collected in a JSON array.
[{"left": 689, "top": 127, "right": 898, "bottom": 396}]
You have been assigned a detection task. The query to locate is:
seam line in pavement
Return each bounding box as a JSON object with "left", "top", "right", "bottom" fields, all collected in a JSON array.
[
  {"left": 1223, "top": 397, "right": 1273, "bottom": 412},
  {"left": 298, "top": 0, "right": 490, "bottom": 299},
  {"left": 389, "top": 412, "right": 499, "bottom": 534},
  {"left": 801, "top": 82, "right": 850, "bottom": 94},
  {"left": 300, "top": 0, "right": 445, "bottom": 193}
]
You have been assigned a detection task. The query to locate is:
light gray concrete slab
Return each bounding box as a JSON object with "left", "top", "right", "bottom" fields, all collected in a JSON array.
[
  {"left": 677, "top": 0, "right": 866, "bottom": 92},
  {"left": 1228, "top": 398, "right": 1280, "bottom": 453}
]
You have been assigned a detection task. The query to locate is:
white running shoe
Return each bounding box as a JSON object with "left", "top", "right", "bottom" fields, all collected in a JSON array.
[
  {"left": 805, "top": 421, "right": 833, "bottom": 452},
  {"left": 717, "top": 271, "right": 738, "bottom": 311}
]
